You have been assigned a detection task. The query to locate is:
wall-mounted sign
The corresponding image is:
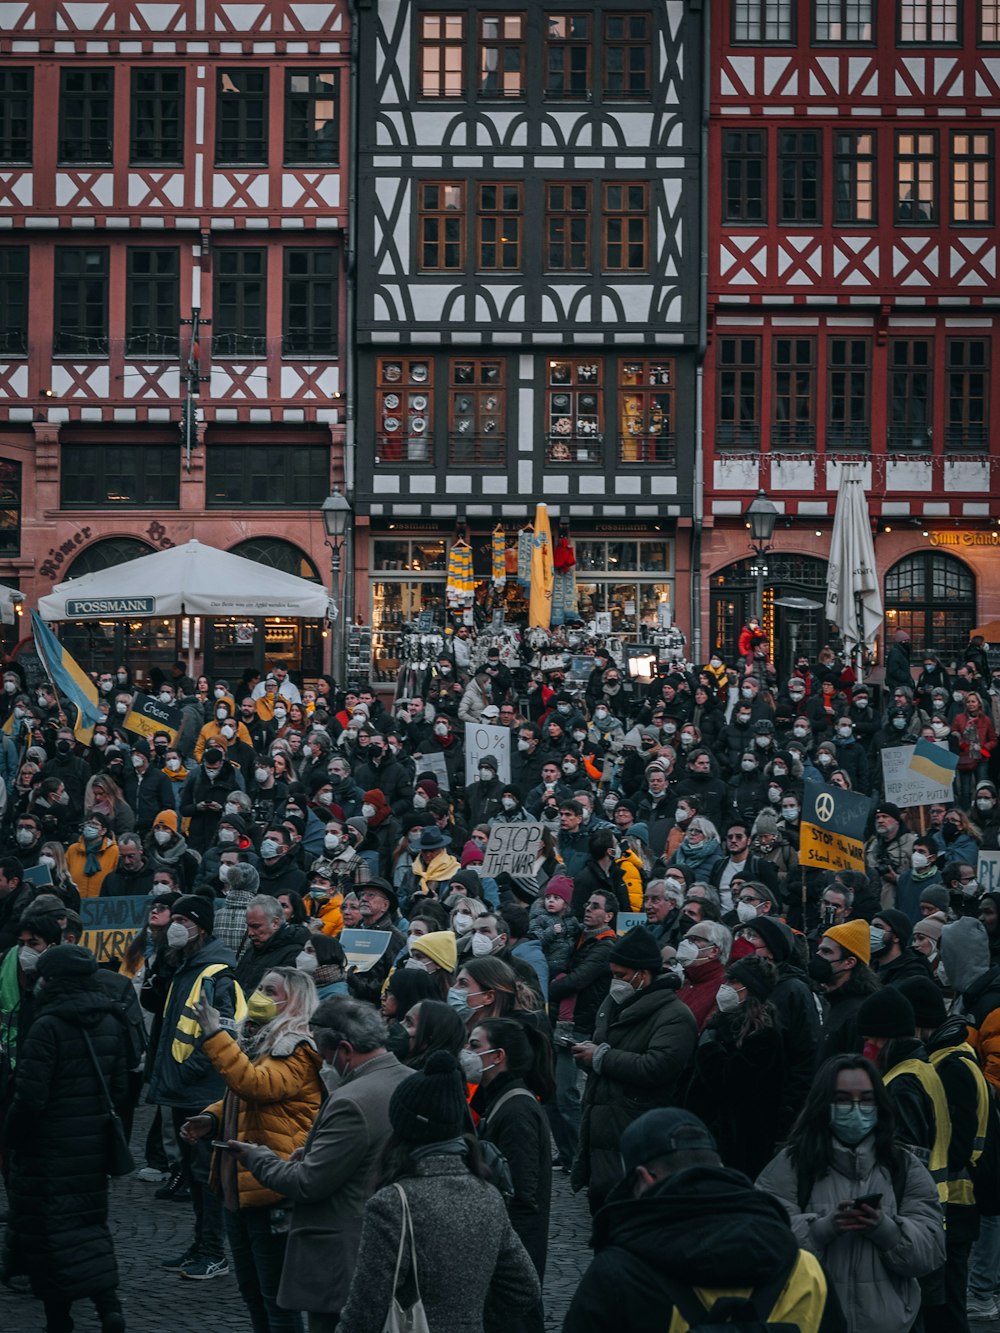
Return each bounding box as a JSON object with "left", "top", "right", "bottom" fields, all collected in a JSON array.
[
  {"left": 928, "top": 531, "right": 1000, "bottom": 548},
  {"left": 66, "top": 597, "right": 156, "bottom": 617}
]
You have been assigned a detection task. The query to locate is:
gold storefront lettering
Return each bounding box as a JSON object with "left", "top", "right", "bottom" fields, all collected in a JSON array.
[{"left": 928, "top": 531, "right": 1000, "bottom": 548}]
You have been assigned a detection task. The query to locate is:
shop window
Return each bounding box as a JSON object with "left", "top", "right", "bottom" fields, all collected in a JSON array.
[
  {"left": 946, "top": 339, "right": 989, "bottom": 451},
  {"left": 779, "top": 132, "right": 821, "bottom": 224},
  {"left": 372, "top": 567, "right": 448, "bottom": 680},
  {"left": 284, "top": 70, "right": 339, "bottom": 164},
  {"left": 61, "top": 443, "right": 179, "bottom": 508},
  {"left": 723, "top": 131, "right": 767, "bottom": 224},
  {"left": 53, "top": 248, "right": 109, "bottom": 357},
  {"left": 733, "top": 0, "right": 794, "bottom": 41},
  {"left": 895, "top": 131, "right": 938, "bottom": 224},
  {"left": 889, "top": 338, "right": 932, "bottom": 449},
  {"left": 205, "top": 443, "right": 329, "bottom": 506},
  {"left": 814, "top": 0, "right": 874, "bottom": 40},
  {"left": 212, "top": 248, "right": 267, "bottom": 358},
  {"left": 0, "top": 458, "right": 21, "bottom": 556},
  {"left": 545, "top": 182, "right": 591, "bottom": 271},
  {"left": 477, "top": 183, "right": 522, "bottom": 271},
  {"left": 716, "top": 337, "right": 761, "bottom": 447},
  {"left": 216, "top": 69, "right": 268, "bottom": 165},
  {"left": 0, "top": 247, "right": 28, "bottom": 356},
  {"left": 126, "top": 248, "right": 180, "bottom": 357},
  {"left": 602, "top": 182, "right": 649, "bottom": 272},
  {"left": 899, "top": 0, "right": 959, "bottom": 42},
  {"left": 545, "top": 358, "right": 603, "bottom": 464},
  {"left": 448, "top": 358, "right": 505, "bottom": 466},
  {"left": 827, "top": 338, "right": 871, "bottom": 449},
  {"left": 230, "top": 537, "right": 320, "bottom": 580},
  {"left": 59, "top": 68, "right": 112, "bottom": 163},
  {"left": 0, "top": 69, "right": 32, "bottom": 162},
  {"left": 130, "top": 68, "right": 184, "bottom": 165},
  {"left": 603, "top": 13, "right": 651, "bottom": 98},
  {"left": 545, "top": 14, "right": 591, "bottom": 99},
  {"left": 376, "top": 358, "right": 433, "bottom": 465},
  {"left": 834, "top": 131, "right": 877, "bottom": 224},
  {"left": 282, "top": 249, "right": 338, "bottom": 356},
  {"left": 772, "top": 337, "right": 816, "bottom": 448},
  {"left": 570, "top": 541, "right": 674, "bottom": 636},
  {"left": 618, "top": 360, "right": 675, "bottom": 465},
  {"left": 478, "top": 14, "right": 526, "bottom": 98},
  {"left": 884, "top": 553, "right": 974, "bottom": 659},
  {"left": 418, "top": 181, "right": 466, "bottom": 271},
  {"left": 419, "top": 14, "right": 466, "bottom": 97},
  {"left": 951, "top": 132, "right": 993, "bottom": 225}
]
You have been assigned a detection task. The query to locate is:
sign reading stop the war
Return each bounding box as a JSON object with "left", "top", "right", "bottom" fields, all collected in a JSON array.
[
  {"left": 464, "top": 722, "right": 511, "bottom": 786},
  {"left": 482, "top": 822, "right": 544, "bottom": 878}
]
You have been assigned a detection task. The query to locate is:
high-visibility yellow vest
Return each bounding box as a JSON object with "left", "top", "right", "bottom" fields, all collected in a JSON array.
[
  {"left": 929, "top": 1042, "right": 990, "bottom": 1207},
  {"left": 167, "top": 963, "right": 247, "bottom": 1064},
  {"left": 886, "top": 1057, "right": 952, "bottom": 1204}
]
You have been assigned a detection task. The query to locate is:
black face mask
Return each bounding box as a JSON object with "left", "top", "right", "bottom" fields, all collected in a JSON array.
[
  {"left": 808, "top": 954, "right": 834, "bottom": 984},
  {"left": 942, "top": 824, "right": 959, "bottom": 843}
]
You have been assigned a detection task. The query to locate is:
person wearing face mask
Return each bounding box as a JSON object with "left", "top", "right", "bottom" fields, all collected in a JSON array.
[
  {"left": 868, "top": 909, "right": 935, "bottom": 989},
  {"left": 38, "top": 726, "right": 90, "bottom": 819},
  {"left": 146, "top": 894, "right": 244, "bottom": 1281},
  {"left": 193, "top": 694, "right": 254, "bottom": 763},
  {"left": 415, "top": 712, "right": 465, "bottom": 790},
  {"left": 756, "top": 1054, "right": 945, "bottom": 1333},
  {"left": 120, "top": 737, "right": 176, "bottom": 836},
  {"left": 144, "top": 807, "right": 201, "bottom": 894},
  {"left": 673, "top": 748, "right": 728, "bottom": 833},
  {"left": 864, "top": 802, "right": 916, "bottom": 910},
  {"left": 893, "top": 836, "right": 944, "bottom": 925},
  {"left": 180, "top": 744, "right": 243, "bottom": 854},
  {"left": 811, "top": 920, "right": 879, "bottom": 1062},
  {"left": 572, "top": 925, "right": 697, "bottom": 1213},
  {"left": 351, "top": 735, "right": 413, "bottom": 818},
  {"left": 64, "top": 811, "right": 119, "bottom": 898},
  {"left": 973, "top": 780, "right": 1000, "bottom": 848},
  {"left": 463, "top": 752, "right": 504, "bottom": 826},
  {"left": 211, "top": 861, "right": 262, "bottom": 961}
]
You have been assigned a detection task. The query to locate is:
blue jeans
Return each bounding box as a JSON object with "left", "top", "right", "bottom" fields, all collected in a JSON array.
[
  {"left": 224, "top": 1206, "right": 302, "bottom": 1333},
  {"left": 544, "top": 1045, "right": 582, "bottom": 1169},
  {"left": 968, "top": 1213, "right": 1000, "bottom": 1298}
]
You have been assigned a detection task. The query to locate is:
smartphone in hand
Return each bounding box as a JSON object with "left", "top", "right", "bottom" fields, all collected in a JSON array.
[{"left": 851, "top": 1192, "right": 882, "bottom": 1210}]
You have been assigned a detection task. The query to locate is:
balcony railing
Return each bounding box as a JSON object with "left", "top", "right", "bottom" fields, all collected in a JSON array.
[
  {"left": 770, "top": 420, "right": 816, "bottom": 449},
  {"left": 447, "top": 435, "right": 506, "bottom": 466},
  {"left": 545, "top": 434, "right": 603, "bottom": 465},
  {"left": 618, "top": 433, "right": 676, "bottom": 466},
  {"left": 715, "top": 422, "right": 761, "bottom": 448}
]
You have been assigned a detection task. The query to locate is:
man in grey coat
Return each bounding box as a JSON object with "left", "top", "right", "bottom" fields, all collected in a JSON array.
[{"left": 232, "top": 996, "right": 414, "bottom": 1333}]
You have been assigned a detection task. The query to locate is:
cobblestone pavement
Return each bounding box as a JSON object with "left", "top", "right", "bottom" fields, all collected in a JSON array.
[{"left": 1, "top": 1109, "right": 592, "bottom": 1333}]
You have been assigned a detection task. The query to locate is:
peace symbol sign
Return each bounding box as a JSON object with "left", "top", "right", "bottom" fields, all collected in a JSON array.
[{"left": 815, "top": 793, "right": 835, "bottom": 824}]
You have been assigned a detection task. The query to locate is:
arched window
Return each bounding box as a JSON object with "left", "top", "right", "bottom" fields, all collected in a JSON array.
[
  {"left": 710, "top": 553, "right": 832, "bottom": 677},
  {"left": 884, "top": 552, "right": 975, "bottom": 659},
  {"left": 65, "top": 536, "right": 155, "bottom": 578},
  {"left": 229, "top": 537, "right": 320, "bottom": 582}
]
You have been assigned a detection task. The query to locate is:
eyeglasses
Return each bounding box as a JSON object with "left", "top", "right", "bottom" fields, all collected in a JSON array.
[{"left": 831, "top": 1094, "right": 876, "bottom": 1108}]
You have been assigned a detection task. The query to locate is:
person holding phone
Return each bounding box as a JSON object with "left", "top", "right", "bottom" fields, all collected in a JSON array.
[
  {"left": 181, "top": 967, "right": 324, "bottom": 1333},
  {"left": 756, "top": 1055, "right": 945, "bottom": 1333}
]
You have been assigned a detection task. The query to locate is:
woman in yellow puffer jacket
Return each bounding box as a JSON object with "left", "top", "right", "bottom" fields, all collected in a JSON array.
[{"left": 182, "top": 967, "right": 324, "bottom": 1330}]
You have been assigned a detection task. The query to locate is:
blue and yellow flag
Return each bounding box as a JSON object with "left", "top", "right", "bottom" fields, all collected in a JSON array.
[
  {"left": 30, "top": 610, "right": 102, "bottom": 745},
  {"left": 909, "top": 736, "right": 959, "bottom": 788}
]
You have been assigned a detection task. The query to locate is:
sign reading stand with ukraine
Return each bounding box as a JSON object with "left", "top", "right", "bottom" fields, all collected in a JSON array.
[{"left": 800, "top": 781, "right": 874, "bottom": 873}]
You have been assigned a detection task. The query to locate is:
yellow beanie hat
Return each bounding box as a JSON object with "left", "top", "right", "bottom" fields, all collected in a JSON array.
[
  {"left": 823, "top": 918, "right": 871, "bottom": 967},
  {"left": 412, "top": 930, "right": 458, "bottom": 974}
]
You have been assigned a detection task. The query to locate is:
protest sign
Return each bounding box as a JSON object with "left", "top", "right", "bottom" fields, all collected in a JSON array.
[
  {"left": 979, "top": 851, "right": 1000, "bottom": 897},
  {"left": 799, "top": 782, "right": 873, "bottom": 873},
  {"left": 616, "top": 912, "right": 647, "bottom": 935},
  {"left": 415, "top": 751, "right": 450, "bottom": 792},
  {"left": 881, "top": 744, "right": 956, "bottom": 807},
  {"left": 464, "top": 722, "right": 511, "bottom": 786},
  {"left": 339, "top": 928, "right": 392, "bottom": 973},
  {"left": 482, "top": 822, "right": 544, "bottom": 877},
  {"left": 125, "top": 691, "right": 181, "bottom": 745},
  {"left": 22, "top": 863, "right": 54, "bottom": 889},
  {"left": 79, "top": 895, "right": 150, "bottom": 964}
]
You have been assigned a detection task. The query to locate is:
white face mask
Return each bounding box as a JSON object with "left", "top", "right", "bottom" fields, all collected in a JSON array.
[
  {"left": 478, "top": 768, "right": 493, "bottom": 782},
  {"left": 715, "top": 983, "right": 742, "bottom": 1014},
  {"left": 675, "top": 938, "right": 702, "bottom": 967},
  {"left": 219, "top": 864, "right": 232, "bottom": 882},
  {"left": 434, "top": 722, "right": 449, "bottom": 737},
  {"left": 977, "top": 798, "right": 996, "bottom": 813},
  {"left": 39, "top": 854, "right": 56, "bottom": 869},
  {"left": 218, "top": 828, "right": 236, "bottom": 844},
  {"left": 317, "top": 791, "right": 334, "bottom": 806},
  {"left": 517, "top": 738, "right": 530, "bottom": 752},
  {"left": 608, "top": 978, "right": 636, "bottom": 1005},
  {"left": 413, "top": 793, "right": 428, "bottom": 809},
  {"left": 296, "top": 950, "right": 318, "bottom": 973},
  {"left": 767, "top": 786, "right": 783, "bottom": 803},
  {"left": 324, "top": 833, "right": 342, "bottom": 851},
  {"left": 741, "top": 759, "right": 756, "bottom": 772},
  {"left": 164, "top": 756, "right": 180, "bottom": 772},
  {"left": 793, "top": 726, "right": 809, "bottom": 739},
  {"left": 18, "top": 945, "right": 41, "bottom": 972},
  {"left": 159, "top": 692, "right": 173, "bottom": 704},
  {"left": 260, "top": 838, "right": 280, "bottom": 858},
  {"left": 166, "top": 920, "right": 192, "bottom": 949},
  {"left": 154, "top": 829, "right": 172, "bottom": 846},
  {"left": 501, "top": 795, "right": 518, "bottom": 811},
  {"left": 361, "top": 803, "right": 376, "bottom": 820},
  {"left": 911, "top": 851, "right": 930, "bottom": 870},
  {"left": 132, "top": 754, "right": 145, "bottom": 769},
  {"left": 221, "top": 724, "right": 236, "bottom": 739},
  {"left": 736, "top": 901, "right": 758, "bottom": 924},
  {"left": 453, "top": 912, "right": 474, "bottom": 934},
  {"left": 255, "top": 767, "right": 270, "bottom": 784},
  {"left": 471, "top": 932, "right": 494, "bottom": 957}
]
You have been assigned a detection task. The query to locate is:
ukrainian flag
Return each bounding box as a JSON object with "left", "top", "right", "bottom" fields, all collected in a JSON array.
[
  {"left": 909, "top": 736, "right": 959, "bottom": 787},
  {"left": 30, "top": 610, "right": 102, "bottom": 746}
]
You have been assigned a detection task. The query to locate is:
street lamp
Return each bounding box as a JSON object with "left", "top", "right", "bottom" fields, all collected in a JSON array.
[
  {"left": 745, "top": 488, "right": 778, "bottom": 621},
  {"left": 322, "top": 487, "right": 352, "bottom": 684}
]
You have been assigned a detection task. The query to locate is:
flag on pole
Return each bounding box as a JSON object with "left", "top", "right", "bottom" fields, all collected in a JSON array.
[
  {"left": 30, "top": 610, "right": 102, "bottom": 745},
  {"left": 528, "top": 503, "right": 553, "bottom": 629},
  {"left": 909, "top": 737, "right": 959, "bottom": 787}
]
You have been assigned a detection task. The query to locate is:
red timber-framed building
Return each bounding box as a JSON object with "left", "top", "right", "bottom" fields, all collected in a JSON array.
[
  {"left": 701, "top": 0, "right": 1000, "bottom": 677},
  {"left": 0, "top": 0, "right": 348, "bottom": 680}
]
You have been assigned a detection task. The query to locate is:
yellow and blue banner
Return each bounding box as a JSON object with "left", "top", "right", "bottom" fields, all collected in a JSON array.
[
  {"left": 30, "top": 610, "right": 102, "bottom": 745},
  {"left": 909, "top": 737, "right": 959, "bottom": 788}
]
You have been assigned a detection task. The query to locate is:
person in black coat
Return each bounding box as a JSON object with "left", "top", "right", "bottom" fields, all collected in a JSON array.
[
  {"left": 870, "top": 908, "right": 935, "bottom": 988},
  {"left": 232, "top": 894, "right": 307, "bottom": 994},
  {"left": 121, "top": 739, "right": 176, "bottom": 836},
  {"left": 3, "top": 944, "right": 128, "bottom": 1333},
  {"left": 351, "top": 738, "right": 413, "bottom": 817},
  {"left": 673, "top": 749, "right": 728, "bottom": 832},
  {"left": 179, "top": 748, "right": 242, "bottom": 853}
]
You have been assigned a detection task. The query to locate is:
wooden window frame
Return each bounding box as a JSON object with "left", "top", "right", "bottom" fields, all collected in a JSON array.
[
  {"left": 602, "top": 181, "right": 649, "bottom": 272},
  {"left": 58, "top": 67, "right": 113, "bottom": 164},
  {"left": 417, "top": 180, "right": 466, "bottom": 272},
  {"left": 53, "top": 247, "right": 109, "bottom": 357},
  {"left": 0, "top": 246, "right": 28, "bottom": 356},
  {"left": 419, "top": 13, "right": 466, "bottom": 98},
  {"left": 723, "top": 130, "right": 768, "bottom": 224},
  {"left": 448, "top": 357, "right": 506, "bottom": 465},
  {"left": 125, "top": 248, "right": 180, "bottom": 357},
  {"left": 376, "top": 357, "right": 435, "bottom": 467},
  {"left": 545, "top": 181, "right": 592, "bottom": 271},
  {"left": 771, "top": 336, "right": 817, "bottom": 449},
  {"left": 945, "top": 338, "right": 989, "bottom": 451},
  {"left": 478, "top": 13, "right": 526, "bottom": 100},
  {"left": 0, "top": 68, "right": 32, "bottom": 163},
  {"left": 779, "top": 130, "right": 821, "bottom": 224},
  {"left": 282, "top": 248, "right": 338, "bottom": 357},
  {"left": 215, "top": 69, "right": 269, "bottom": 166},
  {"left": 283, "top": 70, "right": 339, "bottom": 165},
  {"left": 898, "top": 0, "right": 960, "bottom": 42},
  {"left": 895, "top": 130, "right": 939, "bottom": 224},
  {"left": 603, "top": 13, "right": 652, "bottom": 99},
  {"left": 618, "top": 359, "right": 675, "bottom": 465},
  {"left": 545, "top": 357, "right": 603, "bottom": 464},
  {"left": 212, "top": 247, "right": 268, "bottom": 358},
  {"left": 889, "top": 338, "right": 933, "bottom": 450},
  {"left": 205, "top": 443, "right": 330, "bottom": 507},
  {"left": 476, "top": 182, "right": 523, "bottom": 271},
  {"left": 130, "top": 68, "right": 184, "bottom": 165},
  {"left": 716, "top": 336, "right": 761, "bottom": 448},
  {"left": 544, "top": 14, "right": 592, "bottom": 100},
  {"left": 981, "top": 1, "right": 1000, "bottom": 41},
  {"left": 834, "top": 130, "right": 877, "bottom": 224},
  {"left": 827, "top": 336, "right": 872, "bottom": 449},
  {"left": 732, "top": 0, "right": 794, "bottom": 42},
  {"left": 62, "top": 442, "right": 180, "bottom": 509},
  {"left": 813, "top": 0, "right": 875, "bottom": 41},
  {"left": 950, "top": 130, "right": 994, "bottom": 226}
]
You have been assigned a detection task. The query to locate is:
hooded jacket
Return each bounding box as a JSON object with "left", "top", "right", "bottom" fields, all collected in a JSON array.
[
  {"left": 940, "top": 916, "right": 1000, "bottom": 1091},
  {"left": 565, "top": 1165, "right": 843, "bottom": 1333},
  {"left": 147, "top": 936, "right": 241, "bottom": 1109}
]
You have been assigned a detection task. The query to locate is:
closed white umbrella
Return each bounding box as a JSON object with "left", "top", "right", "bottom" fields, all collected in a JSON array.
[{"left": 825, "top": 466, "right": 883, "bottom": 655}]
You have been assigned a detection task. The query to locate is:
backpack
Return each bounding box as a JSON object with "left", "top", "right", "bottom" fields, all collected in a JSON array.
[
  {"left": 477, "top": 1086, "right": 537, "bottom": 1201},
  {"left": 659, "top": 1262, "right": 799, "bottom": 1333}
]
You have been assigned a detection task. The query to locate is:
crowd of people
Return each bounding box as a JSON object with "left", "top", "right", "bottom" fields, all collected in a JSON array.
[{"left": 0, "top": 628, "right": 999, "bottom": 1331}]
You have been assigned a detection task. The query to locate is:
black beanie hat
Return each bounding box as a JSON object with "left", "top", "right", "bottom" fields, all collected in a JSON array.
[
  {"left": 171, "top": 893, "right": 215, "bottom": 933},
  {"left": 389, "top": 1051, "right": 468, "bottom": 1144},
  {"left": 726, "top": 956, "right": 775, "bottom": 1002},
  {"left": 857, "top": 987, "right": 916, "bottom": 1040},
  {"left": 875, "top": 908, "right": 912, "bottom": 949},
  {"left": 609, "top": 925, "right": 663, "bottom": 975},
  {"left": 750, "top": 915, "right": 794, "bottom": 965},
  {"left": 897, "top": 977, "right": 947, "bottom": 1031},
  {"left": 36, "top": 943, "right": 98, "bottom": 981},
  {"left": 875, "top": 801, "right": 904, "bottom": 824}
]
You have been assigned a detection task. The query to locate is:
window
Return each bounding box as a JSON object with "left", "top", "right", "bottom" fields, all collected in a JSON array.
[
  {"left": 206, "top": 444, "right": 329, "bottom": 507},
  {"left": 772, "top": 337, "right": 816, "bottom": 447},
  {"left": 827, "top": 338, "right": 871, "bottom": 448},
  {"left": 723, "top": 131, "right": 767, "bottom": 223},
  {"left": 716, "top": 337, "right": 761, "bottom": 447},
  {"left": 618, "top": 360, "right": 675, "bottom": 464},
  {"left": 283, "top": 249, "right": 338, "bottom": 355},
  {"left": 0, "top": 459, "right": 20, "bottom": 556},
  {"left": 418, "top": 182, "right": 465, "bottom": 270},
  {"left": 212, "top": 249, "right": 267, "bottom": 357},
  {"left": 951, "top": 132, "right": 993, "bottom": 225},
  {"left": 376, "top": 358, "right": 433, "bottom": 465},
  {"left": 0, "top": 248, "right": 27, "bottom": 355},
  {"left": 284, "top": 70, "right": 338, "bottom": 163},
  {"left": 982, "top": 2, "right": 1000, "bottom": 40},
  {"left": 0, "top": 69, "right": 32, "bottom": 162},
  {"left": 58, "top": 68, "right": 112, "bottom": 163},
  {"left": 779, "top": 131, "right": 821, "bottom": 223},
  {"left": 545, "top": 14, "right": 591, "bottom": 99},
  {"left": 61, "top": 443, "right": 180, "bottom": 507},
  {"left": 449, "top": 358, "right": 505, "bottom": 465},
  {"left": 602, "top": 182, "right": 649, "bottom": 271},
  {"left": 733, "top": 0, "right": 794, "bottom": 41},
  {"left": 478, "top": 15, "right": 525, "bottom": 98},
  {"left": 216, "top": 70, "right": 268, "bottom": 165},
  {"left": 53, "top": 248, "right": 108, "bottom": 356},
  {"left": 604, "top": 14, "right": 651, "bottom": 98},
  {"left": 477, "top": 183, "right": 522, "bottom": 270},
  {"left": 573, "top": 539, "right": 674, "bottom": 639},
  {"left": 884, "top": 553, "right": 974, "bottom": 659},
  {"left": 125, "top": 249, "right": 179, "bottom": 356},
  {"left": 946, "top": 339, "right": 989, "bottom": 450},
  {"left": 895, "top": 132, "right": 938, "bottom": 223},
  {"left": 889, "top": 339, "right": 932, "bottom": 448},
  {"left": 419, "top": 14, "right": 466, "bottom": 97},
  {"left": 899, "top": 0, "right": 959, "bottom": 41},
  {"left": 130, "top": 69, "right": 183, "bottom": 164},
  {"left": 545, "top": 182, "right": 591, "bottom": 270},
  {"left": 834, "top": 131, "right": 876, "bottom": 223},
  {"left": 814, "top": 0, "right": 874, "bottom": 39},
  {"left": 545, "top": 358, "right": 602, "bottom": 464}
]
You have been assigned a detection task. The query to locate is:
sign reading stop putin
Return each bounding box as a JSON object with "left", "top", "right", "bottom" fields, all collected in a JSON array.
[{"left": 799, "top": 781, "right": 874, "bottom": 873}]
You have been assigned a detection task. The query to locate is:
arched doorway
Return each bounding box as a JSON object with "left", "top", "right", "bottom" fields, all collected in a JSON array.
[
  {"left": 203, "top": 538, "right": 325, "bottom": 683},
  {"left": 884, "top": 552, "right": 975, "bottom": 662},
  {"left": 58, "top": 538, "right": 177, "bottom": 682},
  {"left": 710, "top": 554, "right": 833, "bottom": 679}
]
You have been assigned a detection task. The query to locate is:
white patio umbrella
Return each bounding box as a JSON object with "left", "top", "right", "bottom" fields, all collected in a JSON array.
[{"left": 825, "top": 466, "right": 883, "bottom": 662}]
